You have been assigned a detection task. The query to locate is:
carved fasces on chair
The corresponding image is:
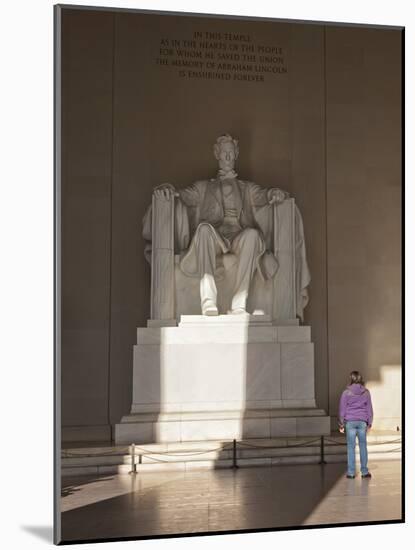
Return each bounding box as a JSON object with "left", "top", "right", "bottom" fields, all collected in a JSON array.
[
  {"left": 150, "top": 194, "right": 175, "bottom": 320},
  {"left": 272, "top": 198, "right": 296, "bottom": 320}
]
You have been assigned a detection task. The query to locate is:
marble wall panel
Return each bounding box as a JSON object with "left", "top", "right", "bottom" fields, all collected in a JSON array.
[
  {"left": 325, "top": 26, "right": 402, "bottom": 421},
  {"left": 61, "top": 9, "right": 114, "bottom": 431}
]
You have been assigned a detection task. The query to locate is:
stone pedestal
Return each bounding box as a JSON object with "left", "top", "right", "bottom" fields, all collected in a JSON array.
[{"left": 115, "top": 315, "right": 330, "bottom": 444}]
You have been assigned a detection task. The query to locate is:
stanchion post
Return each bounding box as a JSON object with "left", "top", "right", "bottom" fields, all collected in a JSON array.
[
  {"left": 232, "top": 439, "right": 238, "bottom": 469},
  {"left": 129, "top": 443, "right": 137, "bottom": 475},
  {"left": 319, "top": 436, "right": 327, "bottom": 465}
]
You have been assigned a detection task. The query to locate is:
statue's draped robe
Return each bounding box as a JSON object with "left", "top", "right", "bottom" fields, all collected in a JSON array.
[{"left": 143, "top": 178, "right": 311, "bottom": 319}]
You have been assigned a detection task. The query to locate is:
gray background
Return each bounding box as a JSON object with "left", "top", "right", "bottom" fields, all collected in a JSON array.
[{"left": 59, "top": 7, "right": 401, "bottom": 441}]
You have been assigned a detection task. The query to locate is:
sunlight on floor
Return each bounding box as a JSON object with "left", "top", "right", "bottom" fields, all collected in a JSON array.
[{"left": 61, "top": 460, "right": 401, "bottom": 541}]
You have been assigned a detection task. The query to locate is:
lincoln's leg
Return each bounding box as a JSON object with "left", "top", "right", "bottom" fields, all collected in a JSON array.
[
  {"left": 195, "top": 223, "right": 221, "bottom": 315},
  {"left": 230, "top": 228, "right": 262, "bottom": 313}
]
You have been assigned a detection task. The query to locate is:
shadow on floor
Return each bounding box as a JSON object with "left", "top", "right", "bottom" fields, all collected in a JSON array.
[
  {"left": 60, "top": 462, "right": 350, "bottom": 542},
  {"left": 62, "top": 475, "right": 115, "bottom": 498}
]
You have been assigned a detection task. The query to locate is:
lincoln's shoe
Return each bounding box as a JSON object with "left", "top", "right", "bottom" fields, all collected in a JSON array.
[
  {"left": 202, "top": 300, "right": 219, "bottom": 316},
  {"left": 362, "top": 473, "right": 372, "bottom": 479},
  {"left": 346, "top": 475, "right": 355, "bottom": 479}
]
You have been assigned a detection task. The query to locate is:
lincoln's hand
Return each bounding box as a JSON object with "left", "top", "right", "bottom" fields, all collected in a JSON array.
[
  {"left": 154, "top": 183, "right": 179, "bottom": 200},
  {"left": 269, "top": 188, "right": 288, "bottom": 205}
]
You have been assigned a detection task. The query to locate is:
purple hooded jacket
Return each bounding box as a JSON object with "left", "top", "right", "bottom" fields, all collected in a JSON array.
[{"left": 339, "top": 384, "right": 373, "bottom": 427}]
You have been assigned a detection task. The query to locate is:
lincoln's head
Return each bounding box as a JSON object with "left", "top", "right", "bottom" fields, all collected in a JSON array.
[{"left": 213, "top": 134, "right": 239, "bottom": 173}]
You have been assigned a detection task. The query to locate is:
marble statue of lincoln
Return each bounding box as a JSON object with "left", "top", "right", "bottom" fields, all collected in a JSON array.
[{"left": 143, "top": 134, "right": 298, "bottom": 316}]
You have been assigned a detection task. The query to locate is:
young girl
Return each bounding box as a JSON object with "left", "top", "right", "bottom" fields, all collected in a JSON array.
[{"left": 338, "top": 371, "right": 373, "bottom": 479}]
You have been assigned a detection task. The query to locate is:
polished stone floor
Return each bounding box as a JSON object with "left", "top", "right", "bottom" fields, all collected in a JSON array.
[{"left": 61, "top": 460, "right": 402, "bottom": 542}]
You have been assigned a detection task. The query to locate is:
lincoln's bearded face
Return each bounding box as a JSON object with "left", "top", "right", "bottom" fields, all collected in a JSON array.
[
  {"left": 213, "top": 134, "right": 239, "bottom": 174},
  {"left": 217, "top": 142, "right": 236, "bottom": 172}
]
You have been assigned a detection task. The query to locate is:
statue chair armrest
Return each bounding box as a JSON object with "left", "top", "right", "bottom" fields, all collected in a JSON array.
[{"left": 150, "top": 193, "right": 176, "bottom": 320}]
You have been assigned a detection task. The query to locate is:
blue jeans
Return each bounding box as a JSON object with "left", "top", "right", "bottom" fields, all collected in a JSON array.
[{"left": 345, "top": 420, "right": 369, "bottom": 476}]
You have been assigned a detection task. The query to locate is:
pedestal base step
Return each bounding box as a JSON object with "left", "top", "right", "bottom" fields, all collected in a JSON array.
[
  {"left": 115, "top": 409, "right": 330, "bottom": 444},
  {"left": 61, "top": 432, "right": 402, "bottom": 477}
]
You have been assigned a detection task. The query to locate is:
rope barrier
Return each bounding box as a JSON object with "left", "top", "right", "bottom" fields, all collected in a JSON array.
[
  {"left": 323, "top": 439, "right": 347, "bottom": 447},
  {"left": 236, "top": 437, "right": 321, "bottom": 450},
  {"left": 130, "top": 442, "right": 234, "bottom": 457},
  {"left": 62, "top": 438, "right": 321, "bottom": 458},
  {"left": 62, "top": 436, "right": 402, "bottom": 467},
  {"left": 62, "top": 449, "right": 130, "bottom": 458}
]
